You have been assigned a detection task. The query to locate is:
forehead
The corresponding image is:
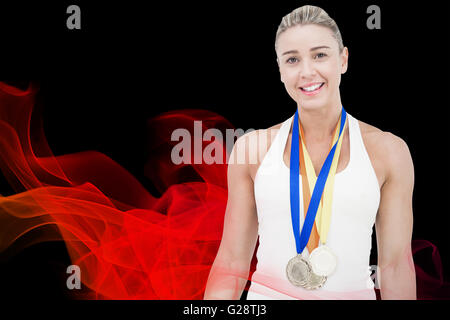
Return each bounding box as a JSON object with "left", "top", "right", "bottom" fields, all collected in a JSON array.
[{"left": 276, "top": 24, "right": 337, "bottom": 53}]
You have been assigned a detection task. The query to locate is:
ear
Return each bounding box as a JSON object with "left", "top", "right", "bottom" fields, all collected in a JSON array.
[{"left": 341, "top": 47, "right": 349, "bottom": 74}]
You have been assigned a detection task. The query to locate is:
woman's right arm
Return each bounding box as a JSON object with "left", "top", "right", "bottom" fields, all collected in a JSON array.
[{"left": 203, "top": 133, "right": 259, "bottom": 300}]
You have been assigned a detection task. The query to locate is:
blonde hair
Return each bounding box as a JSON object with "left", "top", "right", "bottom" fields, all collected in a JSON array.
[{"left": 275, "top": 5, "right": 344, "bottom": 53}]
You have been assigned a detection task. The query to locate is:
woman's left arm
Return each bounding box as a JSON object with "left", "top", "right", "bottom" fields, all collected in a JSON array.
[{"left": 375, "top": 132, "right": 416, "bottom": 300}]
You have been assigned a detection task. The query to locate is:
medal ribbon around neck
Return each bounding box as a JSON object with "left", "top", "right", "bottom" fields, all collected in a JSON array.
[
  {"left": 299, "top": 115, "right": 341, "bottom": 253},
  {"left": 289, "top": 107, "right": 347, "bottom": 255},
  {"left": 298, "top": 133, "right": 320, "bottom": 253},
  {"left": 300, "top": 111, "right": 347, "bottom": 245}
]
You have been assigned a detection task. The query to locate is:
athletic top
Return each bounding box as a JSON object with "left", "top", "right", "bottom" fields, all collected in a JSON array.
[{"left": 246, "top": 112, "right": 380, "bottom": 300}]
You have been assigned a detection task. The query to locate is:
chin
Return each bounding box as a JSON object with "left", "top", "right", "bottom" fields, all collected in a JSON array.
[{"left": 297, "top": 98, "right": 328, "bottom": 111}]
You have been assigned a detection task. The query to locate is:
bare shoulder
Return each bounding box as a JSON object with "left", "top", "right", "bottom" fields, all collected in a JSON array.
[
  {"left": 357, "top": 119, "right": 384, "bottom": 138},
  {"left": 358, "top": 119, "right": 414, "bottom": 186},
  {"left": 231, "top": 121, "right": 284, "bottom": 181},
  {"left": 233, "top": 122, "right": 283, "bottom": 156},
  {"left": 358, "top": 119, "right": 411, "bottom": 160}
]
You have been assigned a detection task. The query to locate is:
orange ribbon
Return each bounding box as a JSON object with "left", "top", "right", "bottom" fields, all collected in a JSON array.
[{"left": 298, "top": 119, "right": 341, "bottom": 253}]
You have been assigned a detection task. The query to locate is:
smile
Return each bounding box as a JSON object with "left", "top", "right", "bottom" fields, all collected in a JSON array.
[{"left": 299, "top": 82, "right": 325, "bottom": 95}]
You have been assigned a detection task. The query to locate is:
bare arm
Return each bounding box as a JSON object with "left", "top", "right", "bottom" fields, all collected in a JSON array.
[
  {"left": 375, "top": 133, "right": 416, "bottom": 299},
  {"left": 203, "top": 133, "right": 259, "bottom": 300}
]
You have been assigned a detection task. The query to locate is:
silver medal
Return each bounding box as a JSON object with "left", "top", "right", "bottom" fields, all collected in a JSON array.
[{"left": 286, "top": 254, "right": 327, "bottom": 289}]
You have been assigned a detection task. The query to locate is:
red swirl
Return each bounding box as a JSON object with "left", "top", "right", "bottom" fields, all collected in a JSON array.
[{"left": 0, "top": 81, "right": 448, "bottom": 299}]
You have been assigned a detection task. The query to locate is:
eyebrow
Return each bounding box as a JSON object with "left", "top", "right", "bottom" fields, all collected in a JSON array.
[{"left": 281, "top": 46, "right": 331, "bottom": 56}]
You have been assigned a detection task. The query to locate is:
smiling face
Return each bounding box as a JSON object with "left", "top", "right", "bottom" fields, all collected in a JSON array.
[{"left": 276, "top": 24, "right": 348, "bottom": 111}]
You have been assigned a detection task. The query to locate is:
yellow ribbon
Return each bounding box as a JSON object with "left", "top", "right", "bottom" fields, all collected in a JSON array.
[{"left": 299, "top": 113, "right": 347, "bottom": 246}]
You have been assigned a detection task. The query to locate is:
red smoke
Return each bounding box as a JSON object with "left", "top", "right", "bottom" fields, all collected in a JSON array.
[{"left": 0, "top": 81, "right": 448, "bottom": 299}]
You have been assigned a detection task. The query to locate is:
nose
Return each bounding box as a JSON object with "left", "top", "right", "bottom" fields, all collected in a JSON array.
[{"left": 299, "top": 59, "right": 316, "bottom": 78}]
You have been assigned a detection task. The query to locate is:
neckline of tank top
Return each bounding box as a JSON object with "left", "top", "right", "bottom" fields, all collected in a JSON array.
[{"left": 279, "top": 112, "right": 354, "bottom": 178}]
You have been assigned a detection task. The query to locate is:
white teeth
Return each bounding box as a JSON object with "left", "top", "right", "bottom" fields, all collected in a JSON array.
[{"left": 302, "top": 83, "right": 323, "bottom": 92}]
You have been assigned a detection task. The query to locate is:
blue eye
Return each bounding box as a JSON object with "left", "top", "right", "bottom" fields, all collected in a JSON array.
[
  {"left": 286, "top": 57, "right": 298, "bottom": 64},
  {"left": 315, "top": 53, "right": 327, "bottom": 59}
]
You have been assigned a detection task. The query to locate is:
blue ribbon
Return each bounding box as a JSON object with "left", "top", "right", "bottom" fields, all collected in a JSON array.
[{"left": 289, "top": 107, "right": 347, "bottom": 254}]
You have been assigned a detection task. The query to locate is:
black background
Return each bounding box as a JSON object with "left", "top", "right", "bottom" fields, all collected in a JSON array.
[{"left": 0, "top": 0, "right": 449, "bottom": 305}]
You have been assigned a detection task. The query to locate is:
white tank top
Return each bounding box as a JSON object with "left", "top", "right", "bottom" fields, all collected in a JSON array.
[{"left": 246, "top": 112, "right": 380, "bottom": 300}]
